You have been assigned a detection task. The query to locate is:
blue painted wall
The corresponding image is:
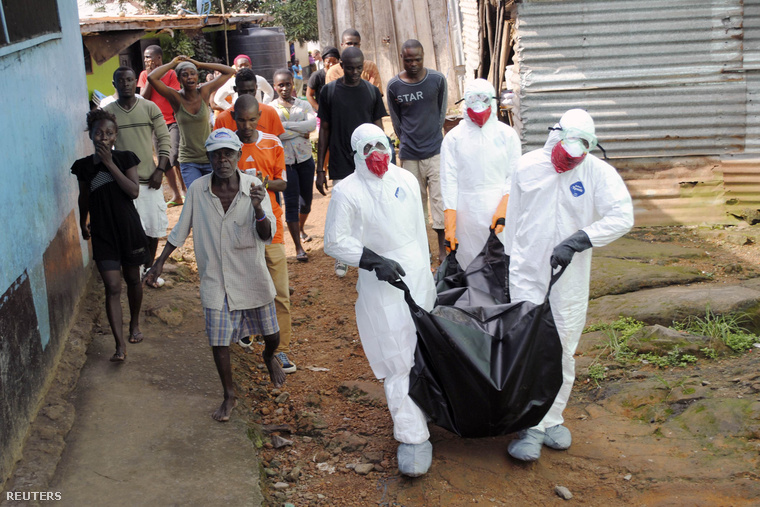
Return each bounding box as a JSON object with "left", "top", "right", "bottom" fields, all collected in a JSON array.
[{"left": 0, "top": 0, "right": 91, "bottom": 486}]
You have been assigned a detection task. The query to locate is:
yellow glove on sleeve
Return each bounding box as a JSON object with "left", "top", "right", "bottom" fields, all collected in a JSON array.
[
  {"left": 444, "top": 209, "right": 457, "bottom": 253},
  {"left": 490, "top": 194, "right": 509, "bottom": 235}
]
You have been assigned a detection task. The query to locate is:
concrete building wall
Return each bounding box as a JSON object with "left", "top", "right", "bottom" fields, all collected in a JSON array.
[{"left": 0, "top": 0, "right": 91, "bottom": 486}]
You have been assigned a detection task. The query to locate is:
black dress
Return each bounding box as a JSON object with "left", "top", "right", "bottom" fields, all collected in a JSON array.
[{"left": 71, "top": 150, "right": 150, "bottom": 266}]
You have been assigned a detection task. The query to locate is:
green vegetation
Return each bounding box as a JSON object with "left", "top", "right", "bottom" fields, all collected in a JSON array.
[
  {"left": 162, "top": 31, "right": 195, "bottom": 61},
  {"left": 640, "top": 347, "right": 698, "bottom": 368},
  {"left": 584, "top": 309, "right": 760, "bottom": 384},
  {"left": 584, "top": 316, "right": 643, "bottom": 362},
  {"left": 584, "top": 311, "right": 749, "bottom": 385},
  {"left": 700, "top": 347, "right": 718, "bottom": 360},
  {"left": 263, "top": 0, "right": 319, "bottom": 43},
  {"left": 587, "top": 363, "right": 606, "bottom": 386},
  {"left": 673, "top": 308, "right": 760, "bottom": 352}
]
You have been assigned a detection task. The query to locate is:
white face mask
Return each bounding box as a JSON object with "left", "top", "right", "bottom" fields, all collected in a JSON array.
[
  {"left": 354, "top": 134, "right": 390, "bottom": 159},
  {"left": 562, "top": 139, "right": 587, "bottom": 157},
  {"left": 464, "top": 92, "right": 493, "bottom": 113}
]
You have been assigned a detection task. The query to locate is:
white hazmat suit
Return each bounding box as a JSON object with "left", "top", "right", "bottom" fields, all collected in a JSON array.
[
  {"left": 440, "top": 79, "right": 521, "bottom": 269},
  {"left": 324, "top": 124, "right": 437, "bottom": 447},
  {"left": 504, "top": 109, "right": 634, "bottom": 455}
]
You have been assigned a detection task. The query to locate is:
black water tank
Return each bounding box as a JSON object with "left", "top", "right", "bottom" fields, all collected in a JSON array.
[{"left": 218, "top": 26, "right": 287, "bottom": 85}]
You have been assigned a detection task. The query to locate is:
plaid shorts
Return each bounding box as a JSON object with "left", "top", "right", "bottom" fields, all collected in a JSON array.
[{"left": 203, "top": 297, "right": 279, "bottom": 347}]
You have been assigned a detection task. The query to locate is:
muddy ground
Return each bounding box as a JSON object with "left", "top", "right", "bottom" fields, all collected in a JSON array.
[
  {"left": 20, "top": 184, "right": 760, "bottom": 506},
  {"left": 145, "top": 186, "right": 760, "bottom": 506}
]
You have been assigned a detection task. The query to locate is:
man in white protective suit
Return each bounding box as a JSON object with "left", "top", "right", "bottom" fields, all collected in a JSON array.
[
  {"left": 504, "top": 109, "right": 634, "bottom": 461},
  {"left": 324, "top": 123, "right": 437, "bottom": 477},
  {"left": 439, "top": 78, "right": 521, "bottom": 270}
]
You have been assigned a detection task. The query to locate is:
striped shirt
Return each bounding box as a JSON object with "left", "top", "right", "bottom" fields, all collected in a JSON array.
[
  {"left": 167, "top": 171, "right": 277, "bottom": 311},
  {"left": 104, "top": 99, "right": 170, "bottom": 183}
]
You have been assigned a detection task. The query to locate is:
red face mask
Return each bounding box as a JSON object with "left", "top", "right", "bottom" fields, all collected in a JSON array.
[
  {"left": 551, "top": 141, "right": 587, "bottom": 173},
  {"left": 466, "top": 107, "right": 491, "bottom": 128},
  {"left": 365, "top": 151, "right": 390, "bottom": 178}
]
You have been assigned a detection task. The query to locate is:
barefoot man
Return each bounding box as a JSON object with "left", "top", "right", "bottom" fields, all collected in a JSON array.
[{"left": 145, "top": 128, "right": 286, "bottom": 421}]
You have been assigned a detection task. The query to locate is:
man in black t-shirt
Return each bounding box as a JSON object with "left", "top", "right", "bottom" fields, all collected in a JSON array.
[
  {"left": 316, "top": 47, "right": 387, "bottom": 277},
  {"left": 316, "top": 47, "right": 387, "bottom": 194}
]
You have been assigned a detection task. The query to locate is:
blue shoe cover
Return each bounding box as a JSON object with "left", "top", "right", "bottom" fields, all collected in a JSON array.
[
  {"left": 508, "top": 429, "right": 544, "bottom": 462},
  {"left": 544, "top": 424, "right": 572, "bottom": 450},
  {"left": 397, "top": 440, "right": 432, "bottom": 477}
]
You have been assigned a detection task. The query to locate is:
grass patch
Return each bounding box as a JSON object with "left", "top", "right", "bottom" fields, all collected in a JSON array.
[
  {"left": 587, "top": 362, "right": 606, "bottom": 386},
  {"left": 584, "top": 316, "right": 644, "bottom": 362},
  {"left": 673, "top": 308, "right": 760, "bottom": 352},
  {"left": 640, "top": 347, "right": 698, "bottom": 368}
]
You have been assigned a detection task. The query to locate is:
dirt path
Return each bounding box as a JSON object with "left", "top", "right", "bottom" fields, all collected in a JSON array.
[{"left": 234, "top": 188, "right": 760, "bottom": 505}]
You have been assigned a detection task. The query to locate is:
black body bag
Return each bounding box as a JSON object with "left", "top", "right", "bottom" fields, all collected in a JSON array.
[{"left": 392, "top": 229, "right": 564, "bottom": 438}]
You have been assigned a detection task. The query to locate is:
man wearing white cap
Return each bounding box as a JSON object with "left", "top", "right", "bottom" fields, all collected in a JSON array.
[
  {"left": 504, "top": 109, "right": 634, "bottom": 461},
  {"left": 145, "top": 128, "right": 286, "bottom": 422}
]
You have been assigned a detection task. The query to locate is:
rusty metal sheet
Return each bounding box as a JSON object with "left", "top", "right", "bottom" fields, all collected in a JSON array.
[
  {"left": 514, "top": 0, "right": 754, "bottom": 158},
  {"left": 611, "top": 156, "right": 760, "bottom": 225},
  {"left": 745, "top": 4, "right": 760, "bottom": 153}
]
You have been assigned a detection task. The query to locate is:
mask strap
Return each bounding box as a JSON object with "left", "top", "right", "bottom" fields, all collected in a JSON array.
[{"left": 596, "top": 142, "right": 608, "bottom": 160}]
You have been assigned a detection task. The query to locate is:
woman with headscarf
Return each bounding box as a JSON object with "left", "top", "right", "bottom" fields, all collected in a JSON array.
[{"left": 148, "top": 55, "right": 234, "bottom": 188}]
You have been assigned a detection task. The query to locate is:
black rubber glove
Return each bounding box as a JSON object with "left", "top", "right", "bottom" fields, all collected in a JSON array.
[
  {"left": 359, "top": 248, "right": 406, "bottom": 282},
  {"left": 550, "top": 230, "right": 593, "bottom": 269}
]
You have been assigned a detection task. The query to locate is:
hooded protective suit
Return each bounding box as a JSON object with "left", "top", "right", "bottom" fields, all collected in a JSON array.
[
  {"left": 324, "top": 123, "right": 437, "bottom": 444},
  {"left": 440, "top": 79, "right": 521, "bottom": 269},
  {"left": 504, "top": 109, "right": 634, "bottom": 431}
]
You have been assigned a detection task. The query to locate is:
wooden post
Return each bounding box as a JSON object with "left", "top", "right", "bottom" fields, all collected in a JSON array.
[
  {"left": 317, "top": 0, "right": 336, "bottom": 48},
  {"left": 219, "top": 0, "right": 229, "bottom": 65}
]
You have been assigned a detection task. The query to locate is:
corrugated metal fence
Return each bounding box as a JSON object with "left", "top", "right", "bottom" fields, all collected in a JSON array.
[{"left": 514, "top": 0, "right": 757, "bottom": 159}]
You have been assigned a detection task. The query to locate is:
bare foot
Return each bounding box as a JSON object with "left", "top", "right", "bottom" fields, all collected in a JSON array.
[
  {"left": 264, "top": 353, "right": 286, "bottom": 387},
  {"left": 212, "top": 397, "right": 237, "bottom": 422}
]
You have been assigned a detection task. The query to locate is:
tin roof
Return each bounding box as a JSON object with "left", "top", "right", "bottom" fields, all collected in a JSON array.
[{"left": 80, "top": 13, "right": 269, "bottom": 35}]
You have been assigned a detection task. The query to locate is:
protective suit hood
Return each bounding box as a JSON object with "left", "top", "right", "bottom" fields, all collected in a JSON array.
[
  {"left": 544, "top": 108, "right": 597, "bottom": 152},
  {"left": 462, "top": 79, "right": 497, "bottom": 128},
  {"left": 352, "top": 123, "right": 392, "bottom": 182}
]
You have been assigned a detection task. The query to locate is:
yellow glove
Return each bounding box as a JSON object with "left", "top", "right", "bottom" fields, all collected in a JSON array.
[
  {"left": 490, "top": 194, "right": 509, "bottom": 235},
  {"left": 444, "top": 209, "right": 458, "bottom": 253}
]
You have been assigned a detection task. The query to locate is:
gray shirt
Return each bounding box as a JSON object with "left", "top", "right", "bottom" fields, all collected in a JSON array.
[{"left": 387, "top": 69, "right": 447, "bottom": 160}]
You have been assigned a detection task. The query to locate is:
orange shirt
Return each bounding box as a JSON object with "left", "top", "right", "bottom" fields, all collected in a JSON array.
[
  {"left": 214, "top": 103, "right": 285, "bottom": 136},
  {"left": 237, "top": 132, "right": 286, "bottom": 245}
]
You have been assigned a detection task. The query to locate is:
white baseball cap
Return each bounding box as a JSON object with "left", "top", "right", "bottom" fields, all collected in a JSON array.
[{"left": 205, "top": 128, "right": 242, "bottom": 152}]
